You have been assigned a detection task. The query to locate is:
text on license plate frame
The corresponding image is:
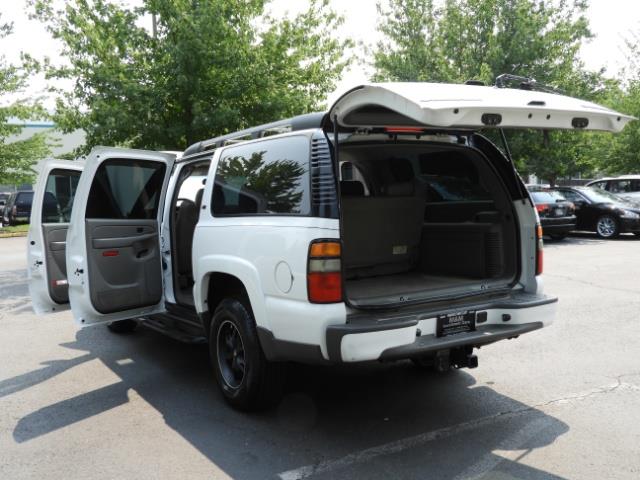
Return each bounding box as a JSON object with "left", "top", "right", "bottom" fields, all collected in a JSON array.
[{"left": 436, "top": 311, "right": 476, "bottom": 337}]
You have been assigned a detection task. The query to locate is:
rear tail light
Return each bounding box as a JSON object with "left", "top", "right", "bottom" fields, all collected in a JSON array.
[
  {"left": 307, "top": 240, "right": 342, "bottom": 303},
  {"left": 535, "top": 203, "right": 549, "bottom": 214},
  {"left": 535, "top": 224, "right": 544, "bottom": 276}
]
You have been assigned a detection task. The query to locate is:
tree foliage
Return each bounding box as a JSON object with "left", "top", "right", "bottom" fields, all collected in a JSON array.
[
  {"left": 31, "top": 0, "right": 351, "bottom": 154},
  {"left": 371, "top": 0, "right": 628, "bottom": 183},
  {"left": 0, "top": 15, "right": 51, "bottom": 184}
]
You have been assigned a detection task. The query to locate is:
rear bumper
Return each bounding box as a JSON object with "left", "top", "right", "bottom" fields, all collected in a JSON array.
[
  {"left": 325, "top": 291, "right": 557, "bottom": 363},
  {"left": 540, "top": 216, "right": 576, "bottom": 235}
]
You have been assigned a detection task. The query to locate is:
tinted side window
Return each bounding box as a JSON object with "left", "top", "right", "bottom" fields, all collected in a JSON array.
[
  {"left": 42, "top": 169, "right": 81, "bottom": 223},
  {"left": 419, "top": 152, "right": 492, "bottom": 202},
  {"left": 212, "top": 136, "right": 310, "bottom": 216},
  {"left": 86, "top": 160, "right": 166, "bottom": 219}
]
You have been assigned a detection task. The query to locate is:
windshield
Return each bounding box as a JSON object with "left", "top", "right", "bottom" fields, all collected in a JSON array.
[{"left": 579, "top": 187, "right": 634, "bottom": 205}]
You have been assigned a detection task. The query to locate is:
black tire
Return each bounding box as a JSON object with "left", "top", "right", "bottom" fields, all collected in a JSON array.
[
  {"left": 210, "top": 298, "right": 286, "bottom": 411},
  {"left": 106, "top": 319, "right": 138, "bottom": 333},
  {"left": 595, "top": 215, "right": 620, "bottom": 239}
]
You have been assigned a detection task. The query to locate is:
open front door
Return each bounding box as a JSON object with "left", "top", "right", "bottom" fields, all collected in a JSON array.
[
  {"left": 28, "top": 159, "right": 84, "bottom": 314},
  {"left": 66, "top": 147, "right": 176, "bottom": 327}
]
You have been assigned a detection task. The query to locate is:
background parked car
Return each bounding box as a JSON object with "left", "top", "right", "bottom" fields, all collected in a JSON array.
[
  {"left": 553, "top": 186, "right": 640, "bottom": 239},
  {"left": 586, "top": 175, "right": 640, "bottom": 203},
  {"left": 528, "top": 189, "right": 576, "bottom": 240},
  {"left": 1, "top": 191, "right": 34, "bottom": 226}
]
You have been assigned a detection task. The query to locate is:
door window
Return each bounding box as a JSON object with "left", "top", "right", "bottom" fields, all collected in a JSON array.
[
  {"left": 212, "top": 136, "right": 310, "bottom": 216},
  {"left": 86, "top": 159, "right": 166, "bottom": 219},
  {"left": 42, "top": 169, "right": 81, "bottom": 223},
  {"left": 609, "top": 180, "right": 632, "bottom": 193}
]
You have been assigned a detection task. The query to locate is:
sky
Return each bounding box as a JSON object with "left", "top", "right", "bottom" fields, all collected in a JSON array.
[{"left": 1, "top": 0, "right": 640, "bottom": 107}]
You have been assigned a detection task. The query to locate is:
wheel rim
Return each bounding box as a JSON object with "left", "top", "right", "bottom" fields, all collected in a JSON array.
[
  {"left": 216, "top": 320, "right": 246, "bottom": 389},
  {"left": 597, "top": 216, "right": 616, "bottom": 237}
]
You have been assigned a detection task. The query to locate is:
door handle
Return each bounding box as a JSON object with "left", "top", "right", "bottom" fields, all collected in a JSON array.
[
  {"left": 49, "top": 241, "right": 66, "bottom": 251},
  {"left": 92, "top": 233, "right": 156, "bottom": 249}
]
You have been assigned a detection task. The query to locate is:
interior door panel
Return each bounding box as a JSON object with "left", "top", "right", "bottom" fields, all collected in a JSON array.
[
  {"left": 43, "top": 224, "right": 71, "bottom": 303},
  {"left": 85, "top": 218, "right": 162, "bottom": 314}
]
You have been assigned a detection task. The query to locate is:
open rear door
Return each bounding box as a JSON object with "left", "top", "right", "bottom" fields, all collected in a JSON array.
[
  {"left": 329, "top": 83, "right": 634, "bottom": 132},
  {"left": 66, "top": 147, "right": 176, "bottom": 327},
  {"left": 28, "top": 159, "right": 84, "bottom": 314}
]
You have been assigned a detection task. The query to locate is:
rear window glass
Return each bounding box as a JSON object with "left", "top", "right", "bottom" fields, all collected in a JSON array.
[
  {"left": 212, "top": 136, "right": 310, "bottom": 216},
  {"left": 86, "top": 159, "right": 166, "bottom": 219},
  {"left": 530, "top": 191, "right": 557, "bottom": 204},
  {"left": 42, "top": 169, "right": 81, "bottom": 223}
]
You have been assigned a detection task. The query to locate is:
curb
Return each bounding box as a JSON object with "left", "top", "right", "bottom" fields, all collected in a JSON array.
[{"left": 0, "top": 232, "right": 28, "bottom": 238}]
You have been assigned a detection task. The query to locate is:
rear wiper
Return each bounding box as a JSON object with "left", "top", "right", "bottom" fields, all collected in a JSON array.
[{"left": 495, "top": 74, "right": 563, "bottom": 95}]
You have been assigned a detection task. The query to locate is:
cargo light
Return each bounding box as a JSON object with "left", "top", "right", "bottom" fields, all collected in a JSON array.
[
  {"left": 307, "top": 240, "right": 342, "bottom": 303},
  {"left": 535, "top": 224, "right": 544, "bottom": 276}
]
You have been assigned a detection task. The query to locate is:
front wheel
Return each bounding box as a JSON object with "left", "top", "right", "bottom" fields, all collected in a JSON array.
[
  {"left": 596, "top": 215, "right": 619, "bottom": 239},
  {"left": 209, "top": 298, "right": 286, "bottom": 411}
]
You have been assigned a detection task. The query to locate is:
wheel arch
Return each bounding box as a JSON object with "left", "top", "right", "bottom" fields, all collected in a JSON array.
[{"left": 194, "top": 256, "right": 268, "bottom": 336}]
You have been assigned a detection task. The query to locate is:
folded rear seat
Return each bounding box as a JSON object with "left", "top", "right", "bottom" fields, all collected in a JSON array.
[{"left": 341, "top": 182, "right": 426, "bottom": 279}]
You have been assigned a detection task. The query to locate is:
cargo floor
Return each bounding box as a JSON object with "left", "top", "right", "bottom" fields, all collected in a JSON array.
[{"left": 346, "top": 272, "right": 479, "bottom": 303}]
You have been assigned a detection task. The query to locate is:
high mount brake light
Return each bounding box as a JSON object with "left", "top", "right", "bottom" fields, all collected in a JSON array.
[
  {"left": 536, "top": 224, "right": 544, "bottom": 276},
  {"left": 307, "top": 240, "right": 342, "bottom": 303},
  {"left": 384, "top": 127, "right": 424, "bottom": 133}
]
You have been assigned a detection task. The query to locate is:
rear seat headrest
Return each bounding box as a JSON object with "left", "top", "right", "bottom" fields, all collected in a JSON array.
[
  {"left": 340, "top": 180, "right": 365, "bottom": 196},
  {"left": 387, "top": 181, "right": 415, "bottom": 196}
]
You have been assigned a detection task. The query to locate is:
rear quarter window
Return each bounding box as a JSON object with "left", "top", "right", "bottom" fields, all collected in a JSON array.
[{"left": 212, "top": 135, "right": 311, "bottom": 216}]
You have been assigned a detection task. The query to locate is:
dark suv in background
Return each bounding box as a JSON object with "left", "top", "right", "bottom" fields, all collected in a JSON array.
[{"left": 1, "top": 191, "right": 34, "bottom": 226}]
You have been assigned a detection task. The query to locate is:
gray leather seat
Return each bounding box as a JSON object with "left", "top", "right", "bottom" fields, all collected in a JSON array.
[{"left": 176, "top": 189, "right": 203, "bottom": 281}]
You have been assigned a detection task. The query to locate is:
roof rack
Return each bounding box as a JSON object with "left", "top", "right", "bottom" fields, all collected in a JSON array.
[
  {"left": 494, "top": 74, "right": 562, "bottom": 94},
  {"left": 182, "top": 111, "right": 327, "bottom": 157}
]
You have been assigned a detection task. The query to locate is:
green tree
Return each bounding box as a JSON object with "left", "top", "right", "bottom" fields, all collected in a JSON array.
[
  {"left": 0, "top": 16, "right": 51, "bottom": 184},
  {"left": 372, "top": 0, "right": 616, "bottom": 184},
  {"left": 601, "top": 36, "right": 640, "bottom": 174},
  {"left": 30, "top": 0, "right": 351, "bottom": 155}
]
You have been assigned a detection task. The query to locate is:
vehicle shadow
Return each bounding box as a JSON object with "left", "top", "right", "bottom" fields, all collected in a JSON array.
[{"left": 10, "top": 324, "right": 570, "bottom": 479}]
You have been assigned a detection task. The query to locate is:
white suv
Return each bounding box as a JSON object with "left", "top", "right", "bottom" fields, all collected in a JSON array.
[{"left": 28, "top": 82, "right": 632, "bottom": 410}]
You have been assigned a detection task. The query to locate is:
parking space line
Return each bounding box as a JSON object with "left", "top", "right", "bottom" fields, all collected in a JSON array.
[{"left": 277, "top": 381, "right": 629, "bottom": 480}]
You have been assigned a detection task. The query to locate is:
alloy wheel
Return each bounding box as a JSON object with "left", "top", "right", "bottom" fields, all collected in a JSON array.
[
  {"left": 216, "top": 320, "right": 246, "bottom": 389},
  {"left": 596, "top": 216, "right": 617, "bottom": 238}
]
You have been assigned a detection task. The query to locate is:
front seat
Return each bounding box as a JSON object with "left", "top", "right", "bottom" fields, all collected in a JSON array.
[{"left": 175, "top": 189, "right": 204, "bottom": 284}]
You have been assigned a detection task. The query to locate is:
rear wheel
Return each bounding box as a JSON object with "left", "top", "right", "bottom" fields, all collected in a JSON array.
[
  {"left": 209, "top": 298, "right": 286, "bottom": 411},
  {"left": 596, "top": 215, "right": 619, "bottom": 239},
  {"left": 106, "top": 319, "right": 138, "bottom": 333}
]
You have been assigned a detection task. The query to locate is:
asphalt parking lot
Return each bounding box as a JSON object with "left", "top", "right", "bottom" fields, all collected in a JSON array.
[{"left": 1, "top": 233, "right": 639, "bottom": 480}]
